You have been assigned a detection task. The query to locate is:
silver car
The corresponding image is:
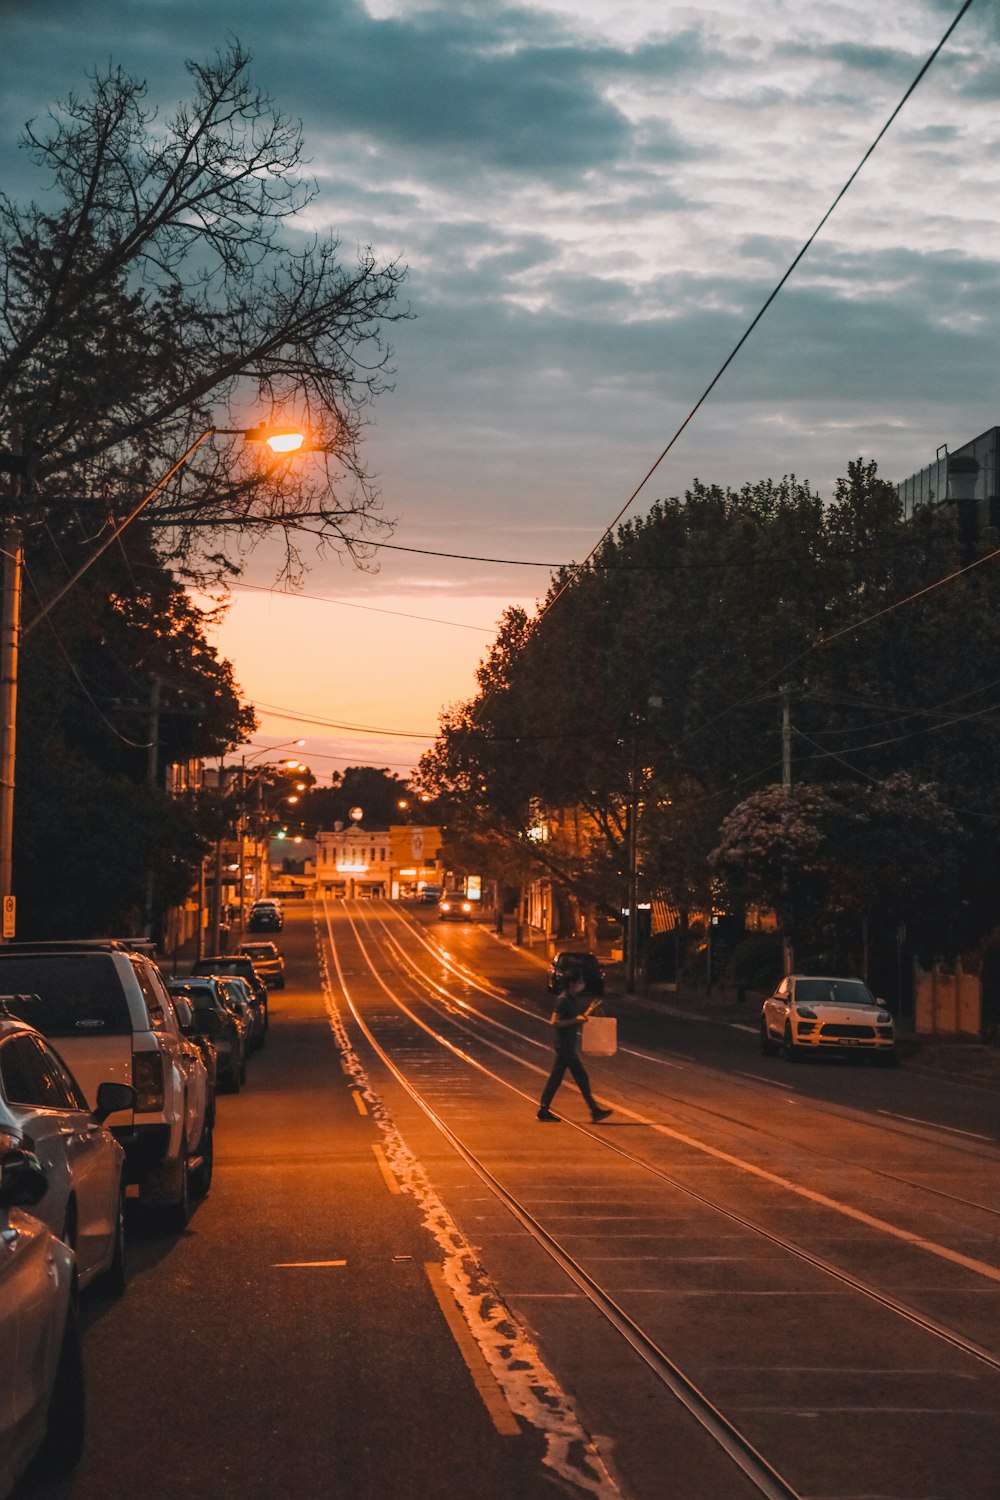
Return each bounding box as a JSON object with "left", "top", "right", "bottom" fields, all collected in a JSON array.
[
  {"left": 0, "top": 1148, "right": 84, "bottom": 1492},
  {"left": 0, "top": 1008, "right": 135, "bottom": 1293}
]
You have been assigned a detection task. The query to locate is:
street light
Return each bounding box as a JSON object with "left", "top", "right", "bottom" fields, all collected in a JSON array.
[
  {"left": 234, "top": 739, "right": 306, "bottom": 942},
  {"left": 0, "top": 422, "right": 310, "bottom": 943}
]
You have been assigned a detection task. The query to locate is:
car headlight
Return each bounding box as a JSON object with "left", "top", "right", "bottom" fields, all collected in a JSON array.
[
  {"left": 795, "top": 1005, "right": 817, "bottom": 1020},
  {"left": 876, "top": 1011, "right": 892, "bottom": 1025}
]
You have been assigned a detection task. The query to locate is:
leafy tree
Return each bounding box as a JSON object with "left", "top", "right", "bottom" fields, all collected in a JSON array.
[
  {"left": 0, "top": 43, "right": 406, "bottom": 578},
  {"left": 422, "top": 458, "right": 1000, "bottom": 964}
]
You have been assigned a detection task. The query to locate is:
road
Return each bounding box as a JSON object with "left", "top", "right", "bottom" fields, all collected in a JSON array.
[{"left": 15, "top": 900, "right": 1000, "bottom": 1499}]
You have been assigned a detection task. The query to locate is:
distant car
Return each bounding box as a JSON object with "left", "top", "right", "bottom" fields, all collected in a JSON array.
[
  {"left": 191, "top": 956, "right": 269, "bottom": 1027},
  {"left": 0, "top": 1148, "right": 85, "bottom": 1493},
  {"left": 760, "top": 975, "right": 896, "bottom": 1064},
  {"left": 419, "top": 885, "right": 442, "bottom": 904},
  {"left": 438, "top": 896, "right": 474, "bottom": 921},
  {"left": 239, "top": 941, "right": 285, "bottom": 990},
  {"left": 248, "top": 900, "right": 283, "bottom": 933},
  {"left": 0, "top": 1005, "right": 134, "bottom": 1294},
  {"left": 547, "top": 951, "right": 605, "bottom": 998}
]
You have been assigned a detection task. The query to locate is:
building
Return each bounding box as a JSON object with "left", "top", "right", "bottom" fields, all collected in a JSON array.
[
  {"left": 314, "top": 824, "right": 443, "bottom": 900},
  {"left": 897, "top": 424, "right": 999, "bottom": 532}
]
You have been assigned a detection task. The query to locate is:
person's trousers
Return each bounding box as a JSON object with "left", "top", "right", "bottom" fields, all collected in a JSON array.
[{"left": 540, "top": 1047, "right": 597, "bottom": 1111}]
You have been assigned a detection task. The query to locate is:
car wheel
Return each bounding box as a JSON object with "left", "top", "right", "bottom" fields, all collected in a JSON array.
[
  {"left": 97, "top": 1179, "right": 128, "bottom": 1296},
  {"left": 36, "top": 1298, "right": 85, "bottom": 1476},
  {"left": 783, "top": 1022, "right": 802, "bottom": 1061},
  {"left": 191, "top": 1119, "right": 214, "bottom": 1198},
  {"left": 161, "top": 1148, "right": 190, "bottom": 1233},
  {"left": 759, "top": 1018, "right": 780, "bottom": 1057}
]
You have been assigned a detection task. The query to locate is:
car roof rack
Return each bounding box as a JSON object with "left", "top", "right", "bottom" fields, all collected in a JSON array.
[
  {"left": 0, "top": 939, "right": 131, "bottom": 952},
  {"left": 0, "top": 992, "right": 42, "bottom": 1019}
]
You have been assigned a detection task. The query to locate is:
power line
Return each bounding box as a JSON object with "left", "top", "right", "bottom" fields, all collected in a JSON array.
[
  {"left": 228, "top": 579, "right": 493, "bottom": 633},
  {"left": 251, "top": 700, "right": 437, "bottom": 740},
  {"left": 534, "top": 0, "right": 976, "bottom": 628}
]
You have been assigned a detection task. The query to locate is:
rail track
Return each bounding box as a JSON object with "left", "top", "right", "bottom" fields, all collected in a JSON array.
[{"left": 319, "top": 898, "right": 1000, "bottom": 1500}]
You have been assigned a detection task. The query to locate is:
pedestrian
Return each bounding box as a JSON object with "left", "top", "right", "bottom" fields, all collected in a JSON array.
[{"left": 537, "top": 975, "right": 612, "bottom": 1123}]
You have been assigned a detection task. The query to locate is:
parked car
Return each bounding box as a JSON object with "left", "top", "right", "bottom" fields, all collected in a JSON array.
[
  {"left": 0, "top": 1003, "right": 134, "bottom": 1294},
  {"left": 760, "top": 974, "right": 897, "bottom": 1064},
  {"left": 163, "top": 987, "right": 218, "bottom": 1104},
  {"left": 0, "top": 1148, "right": 85, "bottom": 1494},
  {"left": 239, "top": 940, "right": 285, "bottom": 990},
  {"left": 168, "top": 979, "right": 246, "bottom": 1093},
  {"left": 213, "top": 981, "right": 254, "bottom": 1077},
  {"left": 191, "top": 955, "right": 269, "bottom": 1030},
  {"left": 248, "top": 899, "right": 283, "bottom": 932},
  {"left": 547, "top": 951, "right": 605, "bottom": 998},
  {"left": 438, "top": 895, "right": 474, "bottom": 921},
  {"left": 218, "top": 974, "right": 266, "bottom": 1050},
  {"left": 0, "top": 942, "right": 214, "bottom": 1227},
  {"left": 418, "top": 884, "right": 442, "bottom": 904}
]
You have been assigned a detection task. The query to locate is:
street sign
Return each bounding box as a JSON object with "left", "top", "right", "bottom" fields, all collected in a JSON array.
[{"left": 2, "top": 895, "right": 14, "bottom": 939}]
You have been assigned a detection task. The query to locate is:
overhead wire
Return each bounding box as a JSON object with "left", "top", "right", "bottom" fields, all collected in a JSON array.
[{"left": 532, "top": 0, "right": 977, "bottom": 633}]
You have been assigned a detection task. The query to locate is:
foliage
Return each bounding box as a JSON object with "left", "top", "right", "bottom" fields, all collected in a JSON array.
[
  {"left": 725, "top": 933, "right": 785, "bottom": 992},
  {"left": 0, "top": 43, "right": 406, "bottom": 581},
  {"left": 421, "top": 457, "right": 1000, "bottom": 962}
]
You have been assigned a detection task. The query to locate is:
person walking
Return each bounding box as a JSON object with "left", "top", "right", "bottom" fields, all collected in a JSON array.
[{"left": 537, "top": 975, "right": 612, "bottom": 1123}]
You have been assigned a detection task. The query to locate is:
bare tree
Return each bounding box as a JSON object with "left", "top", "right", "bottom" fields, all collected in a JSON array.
[{"left": 0, "top": 42, "right": 407, "bottom": 579}]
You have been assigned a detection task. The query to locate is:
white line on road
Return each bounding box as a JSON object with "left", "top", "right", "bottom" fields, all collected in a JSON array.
[
  {"left": 273, "top": 1260, "right": 348, "bottom": 1268},
  {"left": 734, "top": 1072, "right": 795, "bottom": 1090},
  {"left": 877, "top": 1109, "right": 994, "bottom": 1142}
]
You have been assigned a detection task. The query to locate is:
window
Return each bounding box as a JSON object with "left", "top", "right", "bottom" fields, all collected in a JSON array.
[
  {"left": 131, "top": 959, "right": 168, "bottom": 1032},
  {"left": 0, "top": 1033, "right": 78, "bottom": 1110}
]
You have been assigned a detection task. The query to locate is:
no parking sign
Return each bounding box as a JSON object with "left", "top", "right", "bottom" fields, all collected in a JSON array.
[{"left": 2, "top": 895, "right": 14, "bottom": 939}]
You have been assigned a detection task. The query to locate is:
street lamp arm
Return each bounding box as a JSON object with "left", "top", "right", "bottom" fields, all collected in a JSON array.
[{"left": 22, "top": 429, "right": 215, "bottom": 640}]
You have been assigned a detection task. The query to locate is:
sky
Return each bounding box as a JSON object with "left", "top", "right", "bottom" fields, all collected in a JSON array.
[{"left": 1, "top": 0, "right": 998, "bottom": 785}]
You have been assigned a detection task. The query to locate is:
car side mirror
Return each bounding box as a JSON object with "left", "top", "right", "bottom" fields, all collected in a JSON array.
[
  {"left": 193, "top": 1007, "right": 221, "bottom": 1039},
  {"left": 93, "top": 1081, "right": 137, "bottom": 1125},
  {"left": 0, "top": 1147, "right": 49, "bottom": 1208}
]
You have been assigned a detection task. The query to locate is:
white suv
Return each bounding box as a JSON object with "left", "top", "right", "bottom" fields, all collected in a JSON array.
[{"left": 0, "top": 943, "right": 213, "bottom": 1227}]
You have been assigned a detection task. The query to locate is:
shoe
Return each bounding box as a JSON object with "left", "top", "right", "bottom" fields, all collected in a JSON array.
[
  {"left": 536, "top": 1108, "right": 560, "bottom": 1122},
  {"left": 590, "top": 1108, "right": 612, "bottom": 1123}
]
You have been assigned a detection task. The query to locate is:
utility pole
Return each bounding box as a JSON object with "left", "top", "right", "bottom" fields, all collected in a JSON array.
[
  {"left": 625, "top": 715, "right": 640, "bottom": 994},
  {"left": 780, "top": 683, "right": 794, "bottom": 977},
  {"left": 143, "top": 673, "right": 162, "bottom": 939},
  {"left": 0, "top": 425, "right": 26, "bottom": 945}
]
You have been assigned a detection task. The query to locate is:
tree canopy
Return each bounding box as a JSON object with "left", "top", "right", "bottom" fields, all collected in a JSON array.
[{"left": 420, "top": 460, "right": 1000, "bottom": 966}]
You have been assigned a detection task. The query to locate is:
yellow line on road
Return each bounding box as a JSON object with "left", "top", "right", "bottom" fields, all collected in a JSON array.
[
  {"left": 351, "top": 1089, "right": 368, "bottom": 1115},
  {"left": 372, "top": 1143, "right": 401, "bottom": 1194},
  {"left": 424, "top": 1263, "right": 520, "bottom": 1436},
  {"left": 273, "top": 1260, "right": 348, "bottom": 1268}
]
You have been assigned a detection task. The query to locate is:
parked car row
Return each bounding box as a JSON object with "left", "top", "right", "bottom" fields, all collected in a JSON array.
[{"left": 0, "top": 934, "right": 283, "bottom": 1495}]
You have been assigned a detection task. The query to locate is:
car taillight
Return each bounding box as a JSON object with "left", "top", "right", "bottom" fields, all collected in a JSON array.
[{"left": 132, "top": 1052, "right": 164, "bottom": 1112}]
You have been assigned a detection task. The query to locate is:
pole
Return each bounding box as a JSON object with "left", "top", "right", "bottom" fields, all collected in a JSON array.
[
  {"left": 144, "top": 673, "right": 162, "bottom": 939},
  {"left": 780, "top": 683, "right": 794, "bottom": 977},
  {"left": 237, "top": 757, "right": 247, "bottom": 941},
  {"left": 0, "top": 526, "right": 23, "bottom": 941},
  {"left": 626, "top": 714, "right": 640, "bottom": 994}
]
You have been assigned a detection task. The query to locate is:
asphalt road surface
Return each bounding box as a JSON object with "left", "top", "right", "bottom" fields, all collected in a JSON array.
[{"left": 15, "top": 900, "right": 1000, "bottom": 1500}]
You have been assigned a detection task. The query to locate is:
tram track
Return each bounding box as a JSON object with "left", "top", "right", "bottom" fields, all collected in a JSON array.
[
  {"left": 328, "top": 900, "right": 1000, "bottom": 1379},
  {"left": 381, "top": 902, "right": 1000, "bottom": 1218},
  {"left": 319, "top": 900, "right": 1000, "bottom": 1500},
  {"left": 364, "top": 888, "right": 1000, "bottom": 1242}
]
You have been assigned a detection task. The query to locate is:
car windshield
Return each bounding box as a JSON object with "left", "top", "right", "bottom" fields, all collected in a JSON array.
[
  {"left": 0, "top": 953, "right": 131, "bottom": 1035},
  {"left": 796, "top": 979, "right": 876, "bottom": 1006}
]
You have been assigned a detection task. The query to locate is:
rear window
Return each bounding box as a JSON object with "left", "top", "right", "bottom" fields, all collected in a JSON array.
[
  {"left": 194, "top": 959, "right": 252, "bottom": 978},
  {"left": 0, "top": 953, "right": 131, "bottom": 1036}
]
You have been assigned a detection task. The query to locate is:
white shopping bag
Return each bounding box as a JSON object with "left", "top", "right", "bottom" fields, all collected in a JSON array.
[{"left": 582, "top": 1016, "right": 617, "bottom": 1056}]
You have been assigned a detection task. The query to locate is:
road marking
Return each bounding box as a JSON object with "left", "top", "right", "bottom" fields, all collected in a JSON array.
[
  {"left": 734, "top": 1071, "right": 795, "bottom": 1090},
  {"left": 351, "top": 1088, "right": 369, "bottom": 1115},
  {"left": 273, "top": 1260, "right": 347, "bottom": 1268},
  {"left": 372, "top": 1143, "right": 401, "bottom": 1194},
  {"left": 877, "top": 1109, "right": 993, "bottom": 1142},
  {"left": 424, "top": 1262, "right": 520, "bottom": 1435}
]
